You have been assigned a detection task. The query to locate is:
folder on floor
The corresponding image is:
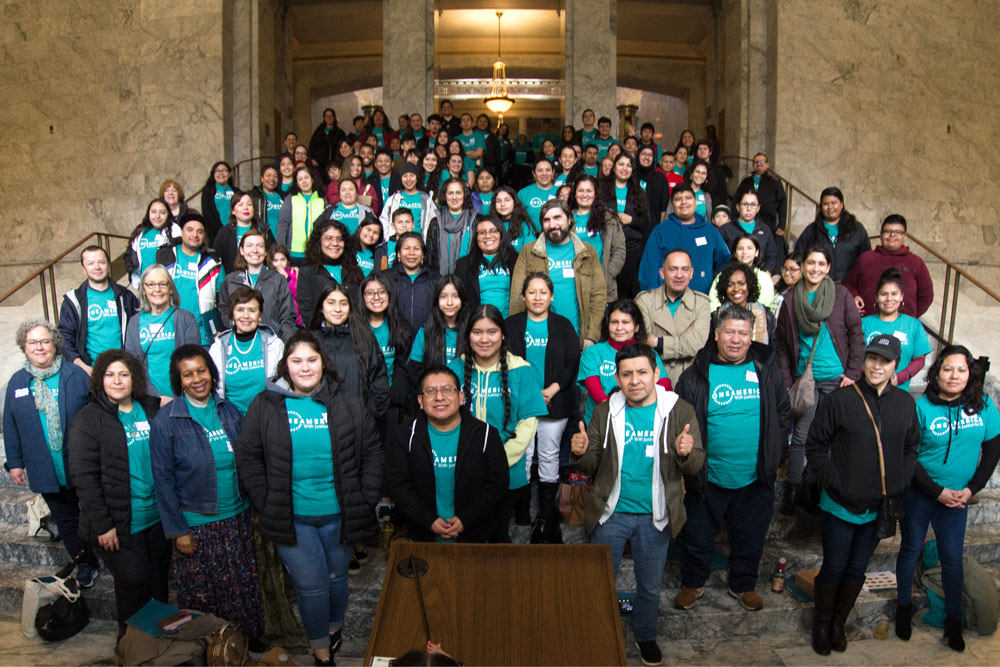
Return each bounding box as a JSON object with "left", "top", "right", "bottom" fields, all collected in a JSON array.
[{"left": 126, "top": 599, "right": 199, "bottom": 637}]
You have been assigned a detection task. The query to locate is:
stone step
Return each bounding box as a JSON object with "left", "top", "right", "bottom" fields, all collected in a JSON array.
[
  {"left": 0, "top": 561, "right": 119, "bottom": 624},
  {"left": 0, "top": 486, "right": 40, "bottom": 525},
  {"left": 0, "top": 522, "right": 75, "bottom": 568}
]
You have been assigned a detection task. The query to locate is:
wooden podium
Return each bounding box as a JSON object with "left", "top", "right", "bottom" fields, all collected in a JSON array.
[{"left": 365, "top": 541, "right": 626, "bottom": 666}]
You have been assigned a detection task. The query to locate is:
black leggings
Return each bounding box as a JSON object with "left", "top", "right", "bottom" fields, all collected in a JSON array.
[{"left": 100, "top": 522, "right": 172, "bottom": 636}]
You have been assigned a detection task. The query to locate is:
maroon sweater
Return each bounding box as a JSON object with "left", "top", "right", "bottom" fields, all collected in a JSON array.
[
  {"left": 774, "top": 283, "right": 866, "bottom": 390},
  {"left": 843, "top": 245, "right": 934, "bottom": 317}
]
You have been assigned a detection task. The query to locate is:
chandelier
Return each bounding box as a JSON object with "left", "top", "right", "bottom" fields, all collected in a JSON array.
[{"left": 484, "top": 11, "right": 515, "bottom": 116}]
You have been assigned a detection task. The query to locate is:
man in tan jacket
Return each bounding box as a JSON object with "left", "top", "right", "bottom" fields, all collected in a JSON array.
[
  {"left": 636, "top": 248, "right": 711, "bottom": 385},
  {"left": 509, "top": 199, "right": 606, "bottom": 347}
]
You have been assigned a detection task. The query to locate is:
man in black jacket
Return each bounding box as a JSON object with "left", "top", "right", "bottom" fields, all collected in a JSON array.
[
  {"left": 733, "top": 153, "right": 787, "bottom": 242},
  {"left": 673, "top": 306, "right": 790, "bottom": 613},
  {"left": 386, "top": 366, "right": 509, "bottom": 542},
  {"left": 59, "top": 245, "right": 139, "bottom": 375}
]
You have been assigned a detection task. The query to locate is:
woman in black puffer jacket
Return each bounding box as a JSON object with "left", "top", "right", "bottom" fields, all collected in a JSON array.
[
  {"left": 235, "top": 331, "right": 382, "bottom": 666},
  {"left": 66, "top": 350, "right": 168, "bottom": 638}
]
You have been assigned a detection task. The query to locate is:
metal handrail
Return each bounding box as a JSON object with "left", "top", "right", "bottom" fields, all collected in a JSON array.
[
  {"left": 0, "top": 231, "right": 131, "bottom": 323},
  {"left": 185, "top": 155, "right": 278, "bottom": 203},
  {"left": 723, "top": 154, "right": 1000, "bottom": 352}
]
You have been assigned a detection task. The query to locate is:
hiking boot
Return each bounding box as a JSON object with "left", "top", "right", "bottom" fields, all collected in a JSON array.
[
  {"left": 673, "top": 587, "right": 704, "bottom": 610},
  {"left": 728, "top": 588, "right": 764, "bottom": 611}
]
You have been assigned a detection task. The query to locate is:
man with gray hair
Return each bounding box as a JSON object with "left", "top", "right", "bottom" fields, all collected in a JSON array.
[{"left": 672, "top": 305, "right": 790, "bottom": 612}]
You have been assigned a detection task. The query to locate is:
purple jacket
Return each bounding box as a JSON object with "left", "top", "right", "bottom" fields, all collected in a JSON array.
[{"left": 774, "top": 283, "right": 865, "bottom": 389}]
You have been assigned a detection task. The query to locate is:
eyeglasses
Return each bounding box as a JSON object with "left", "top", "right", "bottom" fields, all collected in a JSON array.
[
  {"left": 143, "top": 281, "right": 169, "bottom": 290},
  {"left": 214, "top": 168, "right": 230, "bottom": 175},
  {"left": 421, "top": 386, "right": 459, "bottom": 397},
  {"left": 782, "top": 267, "right": 802, "bottom": 274},
  {"left": 24, "top": 339, "right": 53, "bottom": 348},
  {"left": 882, "top": 230, "right": 906, "bottom": 237},
  {"left": 739, "top": 202, "right": 759, "bottom": 208},
  {"left": 752, "top": 159, "right": 767, "bottom": 166},
  {"left": 477, "top": 228, "right": 500, "bottom": 237},
  {"left": 364, "top": 289, "right": 388, "bottom": 298}
]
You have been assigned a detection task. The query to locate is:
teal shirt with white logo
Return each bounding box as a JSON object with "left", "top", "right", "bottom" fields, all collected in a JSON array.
[
  {"left": 172, "top": 246, "right": 216, "bottom": 345},
  {"left": 517, "top": 183, "right": 557, "bottom": 227},
  {"left": 409, "top": 327, "right": 458, "bottom": 365},
  {"left": 371, "top": 320, "right": 395, "bottom": 386},
  {"left": 379, "top": 176, "right": 391, "bottom": 204},
  {"left": 224, "top": 332, "right": 266, "bottom": 415},
  {"left": 429, "top": 423, "right": 460, "bottom": 542},
  {"left": 524, "top": 317, "right": 548, "bottom": 390},
  {"left": 797, "top": 291, "right": 845, "bottom": 381},
  {"left": 546, "top": 241, "right": 579, "bottom": 334},
  {"left": 592, "top": 137, "right": 615, "bottom": 159},
  {"left": 37, "top": 375, "right": 66, "bottom": 487},
  {"left": 574, "top": 211, "right": 604, "bottom": 263},
  {"left": 503, "top": 220, "right": 536, "bottom": 252},
  {"left": 577, "top": 341, "right": 669, "bottom": 425},
  {"left": 706, "top": 362, "right": 761, "bottom": 489},
  {"left": 446, "top": 357, "right": 548, "bottom": 489},
  {"left": 118, "top": 403, "right": 159, "bottom": 533},
  {"left": 140, "top": 309, "right": 176, "bottom": 395},
  {"left": 214, "top": 185, "right": 234, "bottom": 225},
  {"left": 138, "top": 228, "right": 166, "bottom": 276},
  {"left": 861, "top": 314, "right": 931, "bottom": 391},
  {"left": 184, "top": 397, "right": 246, "bottom": 527},
  {"left": 615, "top": 186, "right": 628, "bottom": 214},
  {"left": 357, "top": 248, "right": 375, "bottom": 276},
  {"left": 264, "top": 192, "right": 283, "bottom": 238},
  {"left": 617, "top": 403, "right": 657, "bottom": 514},
  {"left": 478, "top": 255, "right": 511, "bottom": 318},
  {"left": 694, "top": 190, "right": 707, "bottom": 218},
  {"left": 85, "top": 286, "right": 121, "bottom": 361},
  {"left": 458, "top": 131, "right": 485, "bottom": 175},
  {"left": 399, "top": 192, "right": 424, "bottom": 232},
  {"left": 478, "top": 192, "right": 494, "bottom": 214},
  {"left": 286, "top": 396, "right": 340, "bottom": 516},
  {"left": 916, "top": 394, "right": 1000, "bottom": 491},
  {"left": 331, "top": 204, "right": 362, "bottom": 235}
]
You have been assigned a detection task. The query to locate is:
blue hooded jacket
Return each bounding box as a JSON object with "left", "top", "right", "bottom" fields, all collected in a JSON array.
[{"left": 637, "top": 213, "right": 730, "bottom": 294}]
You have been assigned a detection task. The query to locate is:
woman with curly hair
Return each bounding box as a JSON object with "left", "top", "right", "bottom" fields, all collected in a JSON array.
[{"left": 711, "top": 262, "right": 775, "bottom": 344}]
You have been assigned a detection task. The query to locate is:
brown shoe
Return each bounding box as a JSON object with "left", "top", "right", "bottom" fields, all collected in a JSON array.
[
  {"left": 673, "top": 587, "right": 704, "bottom": 610},
  {"left": 729, "top": 588, "right": 764, "bottom": 611}
]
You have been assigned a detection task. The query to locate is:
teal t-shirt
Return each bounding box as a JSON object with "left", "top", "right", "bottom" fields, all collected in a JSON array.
[
  {"left": 264, "top": 192, "right": 283, "bottom": 238},
  {"left": 446, "top": 357, "right": 548, "bottom": 489},
  {"left": 861, "top": 314, "right": 931, "bottom": 391},
  {"left": 524, "top": 317, "right": 549, "bottom": 390},
  {"left": 615, "top": 186, "right": 628, "bottom": 214},
  {"left": 823, "top": 221, "right": 839, "bottom": 243},
  {"left": 184, "top": 398, "right": 246, "bottom": 527},
  {"left": 752, "top": 174, "right": 761, "bottom": 190},
  {"left": 580, "top": 129, "right": 597, "bottom": 146},
  {"left": 118, "top": 402, "right": 159, "bottom": 533},
  {"left": 235, "top": 224, "right": 251, "bottom": 246},
  {"left": 371, "top": 320, "right": 395, "bottom": 385},
  {"left": 37, "top": 375, "right": 66, "bottom": 487},
  {"left": 224, "top": 332, "right": 266, "bottom": 415},
  {"left": 576, "top": 341, "right": 669, "bottom": 425},
  {"left": 384, "top": 240, "right": 398, "bottom": 268},
  {"left": 213, "top": 185, "right": 233, "bottom": 226},
  {"left": 429, "top": 423, "right": 460, "bottom": 542},
  {"left": 372, "top": 127, "right": 385, "bottom": 146},
  {"left": 379, "top": 176, "right": 391, "bottom": 205},
  {"left": 666, "top": 297, "right": 682, "bottom": 316},
  {"left": 325, "top": 263, "right": 343, "bottom": 283},
  {"left": 137, "top": 227, "right": 166, "bottom": 276},
  {"left": 478, "top": 192, "right": 494, "bottom": 214},
  {"left": 503, "top": 220, "right": 536, "bottom": 253},
  {"left": 915, "top": 394, "right": 1000, "bottom": 491},
  {"left": 694, "top": 190, "right": 708, "bottom": 218},
  {"left": 616, "top": 403, "right": 657, "bottom": 514},
  {"left": 458, "top": 131, "right": 485, "bottom": 175},
  {"left": 173, "top": 246, "right": 201, "bottom": 332},
  {"left": 357, "top": 248, "right": 375, "bottom": 276},
  {"left": 706, "top": 362, "right": 761, "bottom": 489},
  {"left": 85, "top": 286, "right": 121, "bottom": 362},
  {"left": 820, "top": 489, "right": 876, "bottom": 524},
  {"left": 410, "top": 326, "right": 459, "bottom": 365},
  {"left": 478, "top": 255, "right": 511, "bottom": 318},
  {"left": 285, "top": 396, "right": 340, "bottom": 516},
  {"left": 574, "top": 212, "right": 604, "bottom": 263},
  {"left": 140, "top": 309, "right": 176, "bottom": 395},
  {"left": 797, "top": 291, "right": 845, "bottom": 381},
  {"left": 331, "top": 204, "right": 362, "bottom": 235},
  {"left": 738, "top": 221, "right": 756, "bottom": 235},
  {"left": 592, "top": 137, "right": 615, "bottom": 159},
  {"left": 546, "top": 241, "right": 580, "bottom": 334},
  {"left": 583, "top": 164, "right": 599, "bottom": 177},
  {"left": 517, "top": 183, "right": 557, "bottom": 227},
  {"left": 399, "top": 192, "right": 424, "bottom": 232}
]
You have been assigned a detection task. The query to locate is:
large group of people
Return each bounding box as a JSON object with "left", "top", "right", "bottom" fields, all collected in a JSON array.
[{"left": 3, "top": 103, "right": 996, "bottom": 667}]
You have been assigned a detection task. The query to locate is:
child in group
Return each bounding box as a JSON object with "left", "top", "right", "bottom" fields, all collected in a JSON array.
[
  {"left": 711, "top": 204, "right": 731, "bottom": 228},
  {"left": 375, "top": 208, "right": 415, "bottom": 272}
]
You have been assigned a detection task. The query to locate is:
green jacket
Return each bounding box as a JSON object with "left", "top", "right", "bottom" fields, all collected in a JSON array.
[{"left": 571, "top": 386, "right": 704, "bottom": 538}]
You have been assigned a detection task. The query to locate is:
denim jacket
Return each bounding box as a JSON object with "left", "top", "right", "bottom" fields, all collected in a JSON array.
[{"left": 149, "top": 394, "right": 243, "bottom": 538}]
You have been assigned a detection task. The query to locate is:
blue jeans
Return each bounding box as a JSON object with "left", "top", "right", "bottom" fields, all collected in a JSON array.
[
  {"left": 592, "top": 512, "right": 670, "bottom": 642},
  {"left": 816, "top": 511, "right": 878, "bottom": 584},
  {"left": 895, "top": 487, "right": 967, "bottom": 618},
  {"left": 788, "top": 378, "right": 841, "bottom": 483},
  {"left": 275, "top": 514, "right": 352, "bottom": 650},
  {"left": 680, "top": 480, "right": 774, "bottom": 591}
]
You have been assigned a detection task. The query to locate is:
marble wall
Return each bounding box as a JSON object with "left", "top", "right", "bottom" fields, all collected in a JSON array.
[
  {"left": 292, "top": 59, "right": 382, "bottom": 145},
  {"left": 0, "top": 0, "right": 228, "bottom": 284},
  {"left": 565, "top": 0, "right": 618, "bottom": 136},
  {"left": 618, "top": 59, "right": 706, "bottom": 146},
  {"left": 381, "top": 0, "right": 433, "bottom": 125}
]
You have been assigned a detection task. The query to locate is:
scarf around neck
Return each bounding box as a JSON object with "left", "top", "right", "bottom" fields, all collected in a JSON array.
[
  {"left": 25, "top": 356, "right": 63, "bottom": 452},
  {"left": 793, "top": 276, "right": 835, "bottom": 336}
]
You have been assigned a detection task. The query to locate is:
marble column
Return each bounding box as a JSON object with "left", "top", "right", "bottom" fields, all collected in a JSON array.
[
  {"left": 382, "top": 0, "right": 434, "bottom": 121},
  {"left": 565, "top": 0, "right": 617, "bottom": 136}
]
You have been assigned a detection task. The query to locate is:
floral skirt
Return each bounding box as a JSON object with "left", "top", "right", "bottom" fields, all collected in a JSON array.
[{"left": 172, "top": 510, "right": 265, "bottom": 638}]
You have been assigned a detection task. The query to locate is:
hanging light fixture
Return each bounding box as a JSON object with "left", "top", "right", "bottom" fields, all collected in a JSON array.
[{"left": 484, "top": 11, "right": 515, "bottom": 117}]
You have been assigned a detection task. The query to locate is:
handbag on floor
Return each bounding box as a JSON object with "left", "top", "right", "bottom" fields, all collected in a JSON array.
[{"left": 28, "top": 575, "right": 89, "bottom": 641}]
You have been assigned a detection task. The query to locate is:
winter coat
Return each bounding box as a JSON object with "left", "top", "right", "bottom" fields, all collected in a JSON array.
[
  {"left": 235, "top": 379, "right": 383, "bottom": 545},
  {"left": 59, "top": 281, "right": 139, "bottom": 366},
  {"left": 718, "top": 220, "right": 781, "bottom": 275},
  {"left": 635, "top": 286, "right": 712, "bottom": 386},
  {"left": 734, "top": 172, "right": 786, "bottom": 233},
  {"left": 124, "top": 221, "right": 182, "bottom": 288},
  {"left": 379, "top": 190, "right": 437, "bottom": 241},
  {"left": 311, "top": 323, "right": 390, "bottom": 419},
  {"left": 504, "top": 311, "right": 580, "bottom": 420},
  {"left": 308, "top": 123, "right": 347, "bottom": 169},
  {"left": 217, "top": 268, "right": 297, "bottom": 340},
  {"left": 383, "top": 263, "right": 440, "bottom": 331},
  {"left": 638, "top": 214, "right": 731, "bottom": 294},
  {"left": 843, "top": 245, "right": 934, "bottom": 318},
  {"left": 793, "top": 215, "right": 872, "bottom": 283},
  {"left": 212, "top": 223, "right": 276, "bottom": 274}
]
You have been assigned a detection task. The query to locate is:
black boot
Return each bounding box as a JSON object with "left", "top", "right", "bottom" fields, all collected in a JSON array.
[
  {"left": 811, "top": 581, "right": 837, "bottom": 656},
  {"left": 515, "top": 485, "right": 533, "bottom": 526},
  {"left": 895, "top": 602, "right": 912, "bottom": 641},
  {"left": 830, "top": 578, "right": 865, "bottom": 652},
  {"left": 538, "top": 482, "right": 563, "bottom": 544},
  {"left": 780, "top": 482, "right": 799, "bottom": 516},
  {"left": 943, "top": 615, "right": 965, "bottom": 652}
]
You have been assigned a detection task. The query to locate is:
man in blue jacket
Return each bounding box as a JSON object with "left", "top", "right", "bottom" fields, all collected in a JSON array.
[{"left": 638, "top": 184, "right": 730, "bottom": 294}]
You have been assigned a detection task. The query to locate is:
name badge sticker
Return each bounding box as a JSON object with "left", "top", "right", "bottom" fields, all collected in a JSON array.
[
  {"left": 14, "top": 388, "right": 29, "bottom": 398},
  {"left": 562, "top": 268, "right": 575, "bottom": 279},
  {"left": 188, "top": 262, "right": 199, "bottom": 271},
  {"left": 135, "top": 421, "right": 150, "bottom": 431},
  {"left": 746, "top": 370, "right": 759, "bottom": 383},
  {"left": 695, "top": 236, "right": 708, "bottom": 246},
  {"left": 645, "top": 444, "right": 656, "bottom": 458}
]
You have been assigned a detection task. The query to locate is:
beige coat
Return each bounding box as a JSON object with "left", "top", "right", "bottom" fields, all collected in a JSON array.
[
  {"left": 510, "top": 233, "right": 607, "bottom": 345},
  {"left": 635, "top": 286, "right": 711, "bottom": 385}
]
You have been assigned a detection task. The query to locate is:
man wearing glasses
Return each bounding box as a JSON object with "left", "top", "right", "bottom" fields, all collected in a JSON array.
[
  {"left": 844, "top": 214, "right": 934, "bottom": 317},
  {"left": 733, "top": 153, "right": 787, "bottom": 241},
  {"left": 385, "top": 366, "right": 509, "bottom": 542},
  {"left": 717, "top": 191, "right": 781, "bottom": 276}
]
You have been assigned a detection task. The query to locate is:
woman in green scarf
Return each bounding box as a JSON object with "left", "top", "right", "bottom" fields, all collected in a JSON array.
[
  {"left": 774, "top": 245, "right": 865, "bottom": 515},
  {"left": 3, "top": 320, "right": 99, "bottom": 585}
]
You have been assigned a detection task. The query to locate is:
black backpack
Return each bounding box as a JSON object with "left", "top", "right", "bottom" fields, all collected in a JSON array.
[{"left": 35, "top": 593, "right": 89, "bottom": 641}]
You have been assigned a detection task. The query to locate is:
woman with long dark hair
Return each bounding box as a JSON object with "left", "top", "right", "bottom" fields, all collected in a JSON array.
[
  {"left": 199, "top": 161, "right": 235, "bottom": 243},
  {"left": 361, "top": 107, "right": 395, "bottom": 148},
  {"left": 125, "top": 199, "right": 180, "bottom": 289},
  {"left": 447, "top": 305, "right": 549, "bottom": 542},
  {"left": 427, "top": 178, "right": 476, "bottom": 275},
  {"left": 213, "top": 190, "right": 276, "bottom": 274},
  {"left": 296, "top": 219, "right": 364, "bottom": 322},
  {"left": 408, "top": 275, "right": 469, "bottom": 374},
  {"left": 860, "top": 269, "right": 931, "bottom": 392},
  {"left": 353, "top": 214, "right": 383, "bottom": 277},
  {"left": 490, "top": 186, "right": 538, "bottom": 252},
  {"left": 382, "top": 231, "right": 440, "bottom": 330},
  {"left": 453, "top": 216, "right": 517, "bottom": 317},
  {"left": 419, "top": 150, "right": 444, "bottom": 201},
  {"left": 894, "top": 346, "right": 1000, "bottom": 652},
  {"left": 793, "top": 187, "right": 871, "bottom": 282},
  {"left": 569, "top": 175, "right": 625, "bottom": 302},
  {"left": 711, "top": 262, "right": 775, "bottom": 344},
  {"left": 602, "top": 153, "right": 650, "bottom": 298},
  {"left": 277, "top": 166, "right": 327, "bottom": 265},
  {"left": 308, "top": 108, "right": 347, "bottom": 170}
]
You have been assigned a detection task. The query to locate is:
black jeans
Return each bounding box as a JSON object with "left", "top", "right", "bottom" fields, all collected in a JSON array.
[
  {"left": 100, "top": 522, "right": 172, "bottom": 635},
  {"left": 42, "top": 487, "right": 94, "bottom": 564},
  {"left": 680, "top": 479, "right": 774, "bottom": 591}
]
